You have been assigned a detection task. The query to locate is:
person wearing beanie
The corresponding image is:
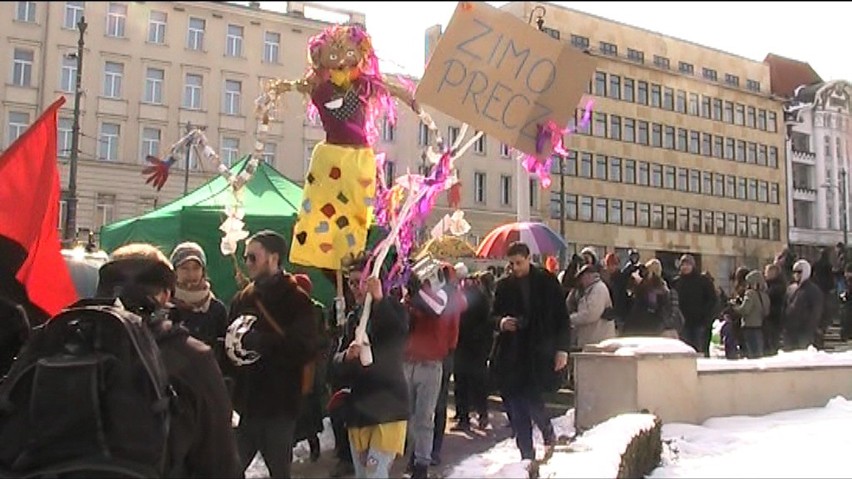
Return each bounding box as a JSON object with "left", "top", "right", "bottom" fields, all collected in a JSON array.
[
  {"left": 169, "top": 242, "right": 229, "bottom": 370},
  {"left": 97, "top": 243, "right": 241, "bottom": 478},
  {"left": 601, "top": 253, "right": 630, "bottom": 329},
  {"left": 784, "top": 259, "right": 824, "bottom": 350},
  {"left": 672, "top": 254, "right": 717, "bottom": 356}
]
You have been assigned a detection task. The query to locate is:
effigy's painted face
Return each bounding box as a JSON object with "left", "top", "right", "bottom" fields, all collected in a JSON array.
[{"left": 318, "top": 37, "right": 362, "bottom": 72}]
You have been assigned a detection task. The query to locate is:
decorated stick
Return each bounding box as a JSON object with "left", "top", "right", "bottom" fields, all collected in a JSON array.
[{"left": 335, "top": 268, "right": 346, "bottom": 327}]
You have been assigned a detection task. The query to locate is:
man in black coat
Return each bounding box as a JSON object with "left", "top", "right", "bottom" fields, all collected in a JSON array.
[
  {"left": 784, "top": 259, "right": 824, "bottom": 350},
  {"left": 490, "top": 242, "right": 570, "bottom": 462},
  {"left": 672, "top": 254, "right": 717, "bottom": 356}
]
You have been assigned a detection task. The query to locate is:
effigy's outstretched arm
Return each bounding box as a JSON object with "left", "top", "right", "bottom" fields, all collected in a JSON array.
[{"left": 384, "top": 76, "right": 439, "bottom": 137}]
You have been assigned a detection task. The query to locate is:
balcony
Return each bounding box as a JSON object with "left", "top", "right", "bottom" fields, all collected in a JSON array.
[
  {"left": 789, "top": 227, "right": 845, "bottom": 247},
  {"left": 792, "top": 149, "right": 816, "bottom": 164}
]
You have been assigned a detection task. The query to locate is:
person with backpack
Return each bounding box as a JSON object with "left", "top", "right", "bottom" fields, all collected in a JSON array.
[
  {"left": 731, "top": 270, "right": 771, "bottom": 358},
  {"left": 0, "top": 242, "right": 241, "bottom": 478},
  {"left": 227, "top": 230, "right": 319, "bottom": 479}
]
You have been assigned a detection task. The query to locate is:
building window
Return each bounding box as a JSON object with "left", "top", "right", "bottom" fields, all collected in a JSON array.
[
  {"left": 226, "top": 24, "right": 244, "bottom": 57},
  {"left": 666, "top": 206, "right": 677, "bottom": 231},
  {"left": 722, "top": 101, "right": 733, "bottom": 123},
  {"left": 637, "top": 81, "right": 648, "bottom": 105},
  {"left": 664, "top": 166, "right": 676, "bottom": 190},
  {"left": 736, "top": 177, "right": 747, "bottom": 200},
  {"left": 651, "top": 204, "right": 663, "bottom": 229},
  {"left": 7, "top": 112, "right": 29, "bottom": 146},
  {"left": 749, "top": 216, "right": 760, "bottom": 239},
  {"left": 768, "top": 112, "right": 777, "bottom": 133},
  {"left": 653, "top": 55, "right": 670, "bottom": 69},
  {"left": 58, "top": 194, "right": 68, "bottom": 231},
  {"left": 725, "top": 176, "right": 735, "bottom": 198},
  {"left": 593, "top": 112, "right": 607, "bottom": 138},
  {"left": 415, "top": 123, "right": 430, "bottom": 147},
  {"left": 675, "top": 90, "right": 686, "bottom": 113},
  {"left": 566, "top": 194, "right": 577, "bottom": 220},
  {"left": 106, "top": 3, "right": 127, "bottom": 38},
  {"left": 529, "top": 179, "right": 538, "bottom": 209},
  {"left": 221, "top": 137, "right": 239, "bottom": 167},
  {"left": 144, "top": 67, "right": 164, "bottom": 104},
  {"left": 609, "top": 199, "right": 622, "bottom": 224},
  {"left": 756, "top": 144, "right": 767, "bottom": 166},
  {"left": 223, "top": 80, "right": 242, "bottom": 115},
  {"left": 734, "top": 103, "right": 744, "bottom": 125},
  {"left": 147, "top": 11, "right": 167, "bottom": 44},
  {"left": 594, "top": 71, "right": 606, "bottom": 96},
  {"left": 664, "top": 126, "right": 675, "bottom": 150},
  {"left": 474, "top": 172, "right": 486, "bottom": 204},
  {"left": 609, "top": 74, "right": 621, "bottom": 100},
  {"left": 624, "top": 201, "right": 636, "bottom": 226},
  {"left": 564, "top": 151, "right": 577, "bottom": 176},
  {"left": 701, "top": 132, "right": 711, "bottom": 156},
  {"left": 609, "top": 115, "right": 621, "bottom": 140},
  {"left": 746, "top": 142, "right": 757, "bottom": 164},
  {"left": 651, "top": 123, "right": 662, "bottom": 148},
  {"left": 623, "top": 78, "right": 635, "bottom": 102},
  {"left": 103, "top": 61, "right": 123, "bottom": 98},
  {"left": 723, "top": 138, "right": 734, "bottom": 160},
  {"left": 650, "top": 84, "right": 661, "bottom": 108},
  {"left": 570, "top": 34, "right": 589, "bottom": 50},
  {"left": 58, "top": 117, "right": 73, "bottom": 158},
  {"left": 624, "top": 118, "right": 635, "bottom": 143},
  {"left": 746, "top": 106, "right": 756, "bottom": 128},
  {"left": 685, "top": 169, "right": 699, "bottom": 193},
  {"left": 638, "top": 161, "right": 649, "bottom": 186},
  {"left": 541, "top": 26, "right": 560, "bottom": 39},
  {"left": 262, "top": 142, "right": 276, "bottom": 164},
  {"left": 637, "top": 120, "right": 648, "bottom": 145},
  {"left": 677, "top": 168, "right": 688, "bottom": 191},
  {"left": 736, "top": 140, "right": 746, "bottom": 162},
  {"left": 746, "top": 79, "right": 761, "bottom": 92},
  {"left": 579, "top": 196, "right": 593, "bottom": 222},
  {"left": 264, "top": 31, "right": 280, "bottom": 63},
  {"left": 384, "top": 161, "right": 396, "bottom": 188},
  {"left": 187, "top": 17, "right": 205, "bottom": 50},
  {"left": 768, "top": 146, "right": 778, "bottom": 168},
  {"left": 140, "top": 127, "right": 161, "bottom": 162},
  {"left": 713, "top": 173, "right": 724, "bottom": 197},
  {"left": 699, "top": 171, "right": 711, "bottom": 195},
  {"left": 470, "top": 133, "right": 485, "bottom": 154},
  {"left": 715, "top": 212, "right": 725, "bottom": 235},
  {"left": 60, "top": 54, "right": 77, "bottom": 93},
  {"left": 595, "top": 198, "right": 608, "bottom": 223},
  {"left": 711, "top": 99, "right": 722, "bottom": 121},
  {"left": 676, "top": 128, "right": 687, "bottom": 152},
  {"left": 594, "top": 154, "right": 607, "bottom": 180},
  {"left": 678, "top": 62, "right": 694, "bottom": 75},
  {"left": 747, "top": 178, "right": 758, "bottom": 201},
  {"left": 702, "top": 68, "right": 718, "bottom": 81},
  {"left": 600, "top": 41, "right": 617, "bottom": 56},
  {"left": 689, "top": 131, "right": 701, "bottom": 155},
  {"left": 580, "top": 152, "right": 592, "bottom": 178},
  {"left": 757, "top": 109, "right": 767, "bottom": 131},
  {"left": 94, "top": 194, "right": 115, "bottom": 230},
  {"left": 759, "top": 217, "right": 770, "bottom": 240},
  {"left": 183, "top": 73, "right": 203, "bottom": 109},
  {"left": 627, "top": 48, "right": 644, "bottom": 63},
  {"left": 500, "top": 175, "right": 511, "bottom": 206},
  {"left": 381, "top": 117, "right": 395, "bottom": 143},
  {"left": 16, "top": 1, "right": 37, "bottom": 23},
  {"left": 448, "top": 126, "right": 460, "bottom": 146},
  {"left": 713, "top": 136, "right": 723, "bottom": 158},
  {"left": 64, "top": 1, "right": 84, "bottom": 29},
  {"left": 770, "top": 183, "right": 779, "bottom": 204},
  {"left": 609, "top": 157, "right": 622, "bottom": 182},
  {"left": 725, "top": 74, "right": 739, "bottom": 87},
  {"left": 12, "top": 48, "right": 34, "bottom": 87},
  {"left": 98, "top": 122, "right": 120, "bottom": 161},
  {"left": 651, "top": 164, "right": 662, "bottom": 187},
  {"left": 663, "top": 87, "right": 674, "bottom": 111},
  {"left": 549, "top": 192, "right": 560, "bottom": 219},
  {"left": 500, "top": 142, "right": 510, "bottom": 158},
  {"left": 758, "top": 181, "right": 768, "bottom": 203},
  {"left": 678, "top": 207, "right": 689, "bottom": 232},
  {"left": 639, "top": 203, "right": 651, "bottom": 227},
  {"left": 701, "top": 96, "right": 711, "bottom": 118}
]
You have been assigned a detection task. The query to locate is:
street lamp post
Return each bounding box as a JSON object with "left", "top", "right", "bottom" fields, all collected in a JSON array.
[
  {"left": 841, "top": 167, "right": 848, "bottom": 248},
  {"left": 559, "top": 155, "right": 566, "bottom": 266},
  {"left": 63, "top": 16, "right": 87, "bottom": 243}
]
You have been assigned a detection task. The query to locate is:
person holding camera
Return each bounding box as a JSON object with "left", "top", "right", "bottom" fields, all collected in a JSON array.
[
  {"left": 621, "top": 259, "right": 672, "bottom": 336},
  {"left": 569, "top": 264, "right": 616, "bottom": 349},
  {"left": 490, "top": 242, "right": 569, "bottom": 463}
]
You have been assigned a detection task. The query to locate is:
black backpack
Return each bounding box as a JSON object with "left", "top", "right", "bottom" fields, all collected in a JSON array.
[{"left": 0, "top": 300, "right": 173, "bottom": 478}]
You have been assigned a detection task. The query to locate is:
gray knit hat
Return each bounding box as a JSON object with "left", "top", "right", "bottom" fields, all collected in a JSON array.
[{"left": 170, "top": 241, "right": 207, "bottom": 269}]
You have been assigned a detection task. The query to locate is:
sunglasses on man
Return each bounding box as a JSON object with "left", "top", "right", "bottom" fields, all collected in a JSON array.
[{"left": 245, "top": 253, "right": 257, "bottom": 263}]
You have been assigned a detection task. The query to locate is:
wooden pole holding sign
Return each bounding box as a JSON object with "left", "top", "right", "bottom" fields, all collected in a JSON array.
[{"left": 416, "top": 2, "right": 596, "bottom": 160}]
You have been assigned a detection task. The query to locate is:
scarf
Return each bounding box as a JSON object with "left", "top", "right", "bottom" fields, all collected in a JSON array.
[{"left": 173, "top": 280, "right": 213, "bottom": 313}]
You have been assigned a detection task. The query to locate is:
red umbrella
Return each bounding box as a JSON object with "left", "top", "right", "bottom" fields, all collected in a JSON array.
[{"left": 476, "top": 221, "right": 568, "bottom": 258}]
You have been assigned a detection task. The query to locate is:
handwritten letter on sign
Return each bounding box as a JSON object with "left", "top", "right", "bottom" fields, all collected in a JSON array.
[{"left": 416, "top": 2, "right": 596, "bottom": 157}]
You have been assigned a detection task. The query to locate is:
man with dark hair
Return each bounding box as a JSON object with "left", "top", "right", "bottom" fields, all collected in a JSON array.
[
  {"left": 228, "top": 230, "right": 319, "bottom": 478},
  {"left": 98, "top": 243, "right": 242, "bottom": 478},
  {"left": 491, "top": 241, "right": 570, "bottom": 463}
]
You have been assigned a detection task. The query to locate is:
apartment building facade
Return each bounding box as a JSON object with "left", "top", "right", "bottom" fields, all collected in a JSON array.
[
  {"left": 497, "top": 2, "right": 788, "bottom": 284},
  {"left": 0, "top": 0, "right": 366, "bottom": 241}
]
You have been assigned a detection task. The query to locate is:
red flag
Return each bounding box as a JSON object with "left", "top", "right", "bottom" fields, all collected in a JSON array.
[{"left": 0, "top": 97, "right": 77, "bottom": 320}]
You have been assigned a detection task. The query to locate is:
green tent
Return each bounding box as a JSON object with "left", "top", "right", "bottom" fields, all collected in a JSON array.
[{"left": 100, "top": 156, "right": 381, "bottom": 307}]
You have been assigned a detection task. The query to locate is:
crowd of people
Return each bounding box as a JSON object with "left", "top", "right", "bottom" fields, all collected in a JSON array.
[{"left": 0, "top": 232, "right": 847, "bottom": 479}]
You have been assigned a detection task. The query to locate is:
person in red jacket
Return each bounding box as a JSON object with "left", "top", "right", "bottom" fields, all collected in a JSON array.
[{"left": 403, "top": 261, "right": 464, "bottom": 479}]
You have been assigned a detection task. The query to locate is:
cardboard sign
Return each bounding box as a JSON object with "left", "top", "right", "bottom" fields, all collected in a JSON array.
[{"left": 416, "top": 2, "right": 596, "bottom": 157}]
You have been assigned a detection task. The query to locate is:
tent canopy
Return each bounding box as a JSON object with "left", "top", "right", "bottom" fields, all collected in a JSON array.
[{"left": 99, "top": 156, "right": 357, "bottom": 306}]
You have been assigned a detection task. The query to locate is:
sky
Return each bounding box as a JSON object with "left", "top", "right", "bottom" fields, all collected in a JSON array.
[{"left": 243, "top": 1, "right": 852, "bottom": 83}]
